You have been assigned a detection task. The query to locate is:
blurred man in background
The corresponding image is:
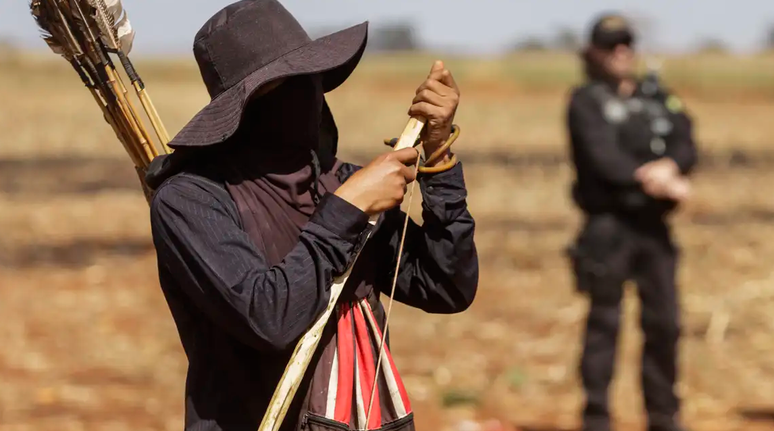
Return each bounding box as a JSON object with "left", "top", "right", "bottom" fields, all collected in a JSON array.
[{"left": 565, "top": 13, "right": 698, "bottom": 431}]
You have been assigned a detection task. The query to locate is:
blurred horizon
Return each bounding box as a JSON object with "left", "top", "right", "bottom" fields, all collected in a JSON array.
[{"left": 4, "top": 0, "right": 774, "bottom": 55}]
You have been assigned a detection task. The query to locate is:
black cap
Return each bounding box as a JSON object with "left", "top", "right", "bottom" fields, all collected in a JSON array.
[{"left": 589, "top": 14, "right": 635, "bottom": 49}]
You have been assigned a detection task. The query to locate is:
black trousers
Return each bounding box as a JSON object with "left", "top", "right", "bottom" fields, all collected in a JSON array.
[{"left": 569, "top": 213, "right": 682, "bottom": 431}]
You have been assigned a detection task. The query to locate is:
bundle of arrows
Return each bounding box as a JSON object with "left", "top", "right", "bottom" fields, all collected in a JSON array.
[{"left": 30, "top": 0, "right": 170, "bottom": 201}]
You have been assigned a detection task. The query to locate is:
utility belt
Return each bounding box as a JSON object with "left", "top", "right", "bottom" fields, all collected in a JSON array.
[
  {"left": 571, "top": 182, "right": 676, "bottom": 222},
  {"left": 565, "top": 210, "right": 673, "bottom": 294}
]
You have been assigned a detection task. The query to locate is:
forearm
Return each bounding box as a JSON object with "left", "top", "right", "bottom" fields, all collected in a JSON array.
[
  {"left": 153, "top": 190, "right": 371, "bottom": 351},
  {"left": 666, "top": 144, "right": 697, "bottom": 175},
  {"left": 379, "top": 163, "right": 478, "bottom": 313},
  {"left": 666, "top": 111, "right": 698, "bottom": 175},
  {"left": 237, "top": 216, "right": 368, "bottom": 349}
]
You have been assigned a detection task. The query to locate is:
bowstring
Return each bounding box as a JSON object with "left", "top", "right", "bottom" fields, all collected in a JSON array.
[{"left": 363, "top": 150, "right": 422, "bottom": 430}]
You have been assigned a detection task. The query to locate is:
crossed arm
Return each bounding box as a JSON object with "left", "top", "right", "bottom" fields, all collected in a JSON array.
[{"left": 568, "top": 89, "right": 698, "bottom": 201}]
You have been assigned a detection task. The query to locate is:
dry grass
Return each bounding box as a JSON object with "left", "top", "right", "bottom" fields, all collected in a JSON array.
[{"left": 2, "top": 52, "right": 774, "bottom": 431}]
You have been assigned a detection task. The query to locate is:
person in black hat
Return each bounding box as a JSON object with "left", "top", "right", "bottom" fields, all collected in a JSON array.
[
  {"left": 145, "top": 1, "right": 478, "bottom": 430},
  {"left": 565, "top": 13, "right": 698, "bottom": 431}
]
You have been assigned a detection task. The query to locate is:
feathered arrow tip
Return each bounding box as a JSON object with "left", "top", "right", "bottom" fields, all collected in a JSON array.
[
  {"left": 87, "top": 0, "right": 135, "bottom": 55},
  {"left": 30, "top": 0, "right": 88, "bottom": 60},
  {"left": 30, "top": 2, "right": 56, "bottom": 52}
]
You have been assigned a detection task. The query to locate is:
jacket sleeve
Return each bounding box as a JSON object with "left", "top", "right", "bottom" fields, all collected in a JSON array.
[
  {"left": 568, "top": 90, "right": 643, "bottom": 186},
  {"left": 662, "top": 92, "right": 699, "bottom": 175},
  {"left": 150, "top": 178, "right": 372, "bottom": 351},
  {"left": 370, "top": 163, "right": 478, "bottom": 314}
]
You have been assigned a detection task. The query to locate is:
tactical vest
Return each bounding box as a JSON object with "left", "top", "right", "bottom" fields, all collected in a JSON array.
[
  {"left": 573, "top": 80, "right": 680, "bottom": 216},
  {"left": 588, "top": 81, "right": 675, "bottom": 163}
]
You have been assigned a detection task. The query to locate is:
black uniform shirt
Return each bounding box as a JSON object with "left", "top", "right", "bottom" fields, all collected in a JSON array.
[{"left": 566, "top": 79, "right": 698, "bottom": 218}]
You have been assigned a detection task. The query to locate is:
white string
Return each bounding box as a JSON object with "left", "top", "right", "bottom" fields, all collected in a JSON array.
[{"left": 363, "top": 151, "right": 421, "bottom": 430}]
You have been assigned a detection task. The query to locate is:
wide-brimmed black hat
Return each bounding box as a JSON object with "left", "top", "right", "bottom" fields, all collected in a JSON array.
[
  {"left": 588, "top": 13, "right": 636, "bottom": 49},
  {"left": 168, "top": 0, "right": 368, "bottom": 148}
]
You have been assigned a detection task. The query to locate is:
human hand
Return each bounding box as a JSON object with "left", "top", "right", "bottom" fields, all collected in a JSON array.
[
  {"left": 635, "top": 158, "right": 690, "bottom": 202},
  {"left": 665, "top": 177, "right": 692, "bottom": 202},
  {"left": 334, "top": 148, "right": 420, "bottom": 215},
  {"left": 408, "top": 61, "right": 460, "bottom": 167}
]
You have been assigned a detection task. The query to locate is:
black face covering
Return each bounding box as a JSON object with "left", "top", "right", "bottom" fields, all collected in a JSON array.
[
  {"left": 144, "top": 74, "right": 340, "bottom": 196},
  {"left": 219, "top": 74, "right": 345, "bottom": 266},
  {"left": 240, "top": 74, "right": 325, "bottom": 159}
]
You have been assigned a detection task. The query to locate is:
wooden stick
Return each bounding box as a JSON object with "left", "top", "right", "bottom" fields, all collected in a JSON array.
[
  {"left": 111, "top": 66, "right": 157, "bottom": 159},
  {"left": 111, "top": 59, "right": 157, "bottom": 158},
  {"left": 394, "top": 117, "right": 424, "bottom": 152},
  {"left": 116, "top": 44, "right": 172, "bottom": 154},
  {"left": 100, "top": 83, "right": 147, "bottom": 166},
  {"left": 257, "top": 117, "right": 425, "bottom": 431},
  {"left": 89, "top": 86, "right": 144, "bottom": 169},
  {"left": 103, "top": 65, "right": 152, "bottom": 164},
  {"left": 136, "top": 86, "right": 172, "bottom": 151},
  {"left": 83, "top": 59, "right": 149, "bottom": 171},
  {"left": 66, "top": 55, "right": 145, "bottom": 170}
]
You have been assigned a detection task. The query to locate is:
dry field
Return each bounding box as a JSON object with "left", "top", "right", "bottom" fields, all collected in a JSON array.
[{"left": 2, "top": 51, "right": 774, "bottom": 431}]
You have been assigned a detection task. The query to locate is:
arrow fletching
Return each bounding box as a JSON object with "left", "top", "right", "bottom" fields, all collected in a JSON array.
[{"left": 89, "top": 0, "right": 134, "bottom": 54}]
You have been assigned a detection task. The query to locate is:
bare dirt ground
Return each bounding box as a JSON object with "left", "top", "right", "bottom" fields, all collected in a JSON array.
[{"left": 2, "top": 54, "right": 774, "bottom": 431}]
